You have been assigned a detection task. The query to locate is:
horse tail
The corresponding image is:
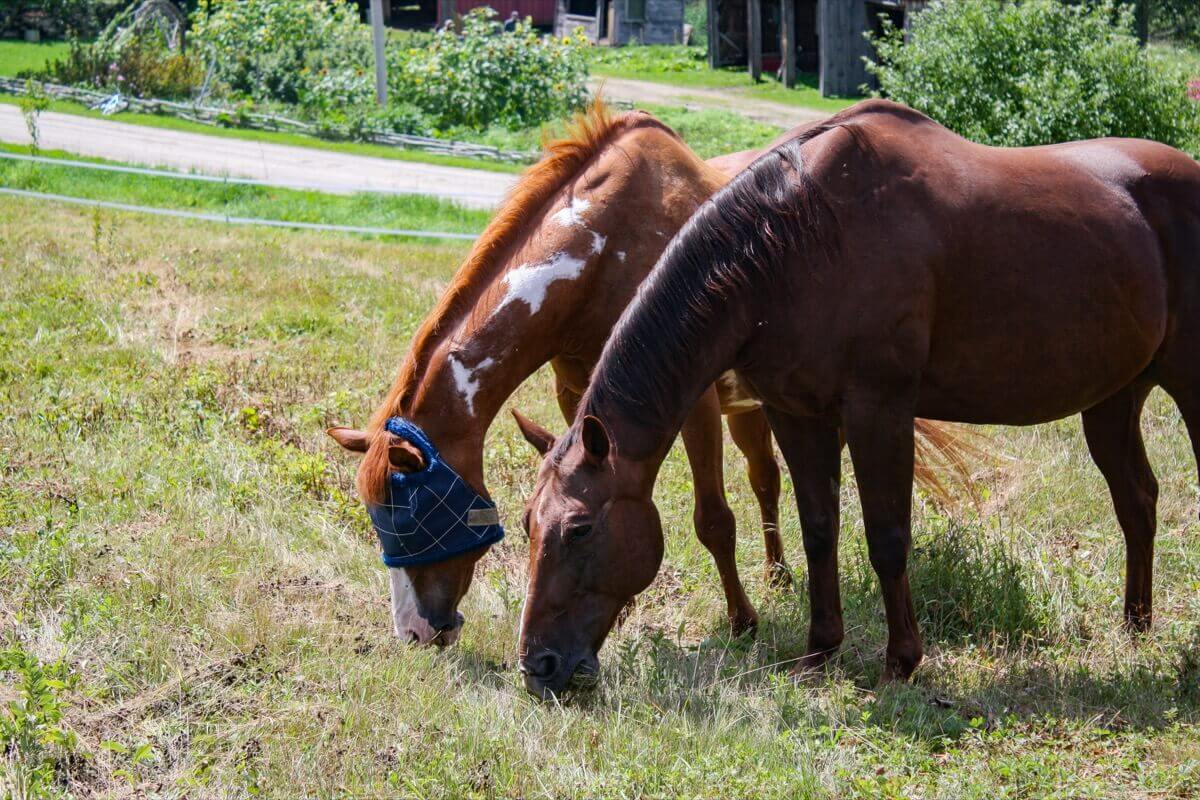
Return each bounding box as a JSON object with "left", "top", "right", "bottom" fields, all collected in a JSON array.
[{"left": 912, "top": 420, "right": 994, "bottom": 510}]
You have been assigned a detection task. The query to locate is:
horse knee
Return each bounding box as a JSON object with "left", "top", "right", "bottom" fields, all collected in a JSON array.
[
  {"left": 867, "top": 526, "right": 911, "bottom": 578},
  {"left": 694, "top": 497, "right": 736, "bottom": 550},
  {"left": 800, "top": 513, "right": 837, "bottom": 560}
]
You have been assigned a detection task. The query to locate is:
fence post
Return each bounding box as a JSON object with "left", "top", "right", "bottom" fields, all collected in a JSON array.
[
  {"left": 747, "top": 0, "right": 762, "bottom": 82},
  {"left": 370, "top": 0, "right": 388, "bottom": 105}
]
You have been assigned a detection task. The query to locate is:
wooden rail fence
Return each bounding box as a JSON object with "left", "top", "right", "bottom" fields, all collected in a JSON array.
[{"left": 0, "top": 77, "right": 537, "bottom": 164}]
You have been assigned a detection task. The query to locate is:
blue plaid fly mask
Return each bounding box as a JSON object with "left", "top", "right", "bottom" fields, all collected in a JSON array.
[{"left": 367, "top": 417, "right": 505, "bottom": 568}]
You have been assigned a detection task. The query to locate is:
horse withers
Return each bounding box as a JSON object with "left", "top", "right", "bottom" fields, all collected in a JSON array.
[{"left": 515, "top": 99, "right": 1200, "bottom": 696}]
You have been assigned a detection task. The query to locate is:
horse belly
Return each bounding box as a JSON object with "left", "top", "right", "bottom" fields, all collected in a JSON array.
[{"left": 917, "top": 235, "right": 1168, "bottom": 426}]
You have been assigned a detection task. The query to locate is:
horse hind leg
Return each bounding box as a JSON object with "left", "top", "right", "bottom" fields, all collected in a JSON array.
[
  {"left": 1081, "top": 381, "right": 1159, "bottom": 632},
  {"left": 551, "top": 369, "right": 582, "bottom": 425},
  {"left": 727, "top": 408, "right": 790, "bottom": 589},
  {"left": 681, "top": 387, "right": 758, "bottom": 637}
]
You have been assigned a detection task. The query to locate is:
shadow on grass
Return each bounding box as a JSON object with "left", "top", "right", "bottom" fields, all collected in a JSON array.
[{"left": 506, "top": 519, "right": 1200, "bottom": 735}]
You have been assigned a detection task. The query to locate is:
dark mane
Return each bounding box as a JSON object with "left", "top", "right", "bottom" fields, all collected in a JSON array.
[{"left": 573, "top": 116, "right": 848, "bottom": 452}]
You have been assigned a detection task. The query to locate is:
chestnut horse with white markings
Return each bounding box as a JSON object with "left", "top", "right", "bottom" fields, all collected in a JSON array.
[
  {"left": 515, "top": 99, "right": 1200, "bottom": 696},
  {"left": 329, "top": 101, "right": 977, "bottom": 646}
]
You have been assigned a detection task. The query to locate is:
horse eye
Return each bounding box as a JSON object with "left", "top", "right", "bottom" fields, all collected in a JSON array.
[{"left": 567, "top": 523, "right": 592, "bottom": 541}]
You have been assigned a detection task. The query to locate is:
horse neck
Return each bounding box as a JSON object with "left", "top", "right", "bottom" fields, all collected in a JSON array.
[
  {"left": 580, "top": 233, "right": 763, "bottom": 478},
  {"left": 401, "top": 126, "right": 722, "bottom": 493}
]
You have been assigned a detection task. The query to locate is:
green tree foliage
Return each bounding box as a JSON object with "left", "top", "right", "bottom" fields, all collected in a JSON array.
[{"left": 867, "top": 0, "right": 1199, "bottom": 154}]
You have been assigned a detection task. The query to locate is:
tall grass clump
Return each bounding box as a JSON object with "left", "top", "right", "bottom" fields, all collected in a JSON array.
[
  {"left": 844, "top": 515, "right": 1054, "bottom": 648},
  {"left": 867, "top": 0, "right": 1200, "bottom": 155}
]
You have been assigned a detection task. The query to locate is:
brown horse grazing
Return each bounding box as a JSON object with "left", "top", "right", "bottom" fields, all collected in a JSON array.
[
  {"left": 515, "top": 99, "right": 1200, "bottom": 696},
  {"left": 327, "top": 101, "right": 976, "bottom": 646}
]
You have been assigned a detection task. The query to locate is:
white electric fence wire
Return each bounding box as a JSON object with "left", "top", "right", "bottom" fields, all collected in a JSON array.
[
  {"left": 0, "top": 186, "right": 479, "bottom": 241},
  {"left": 0, "top": 150, "right": 501, "bottom": 204}
]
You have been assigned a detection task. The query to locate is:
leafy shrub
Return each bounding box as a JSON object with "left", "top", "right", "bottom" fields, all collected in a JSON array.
[
  {"left": 393, "top": 8, "right": 589, "bottom": 131},
  {"left": 48, "top": 36, "right": 203, "bottom": 99},
  {"left": 190, "top": 0, "right": 372, "bottom": 106},
  {"left": 867, "top": 0, "right": 1199, "bottom": 154}
]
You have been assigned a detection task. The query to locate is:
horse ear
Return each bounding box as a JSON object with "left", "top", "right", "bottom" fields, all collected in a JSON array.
[
  {"left": 327, "top": 426, "right": 370, "bottom": 454},
  {"left": 581, "top": 415, "right": 610, "bottom": 463},
  {"left": 388, "top": 440, "right": 426, "bottom": 473},
  {"left": 511, "top": 409, "right": 555, "bottom": 456}
]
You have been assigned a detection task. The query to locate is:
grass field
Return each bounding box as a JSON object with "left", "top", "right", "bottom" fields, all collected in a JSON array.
[
  {"left": 0, "top": 145, "right": 492, "bottom": 236},
  {"left": 586, "top": 44, "right": 861, "bottom": 113},
  {"left": 1152, "top": 40, "right": 1200, "bottom": 80},
  {"left": 0, "top": 40, "right": 70, "bottom": 78},
  {"left": 2, "top": 195, "right": 1199, "bottom": 798}
]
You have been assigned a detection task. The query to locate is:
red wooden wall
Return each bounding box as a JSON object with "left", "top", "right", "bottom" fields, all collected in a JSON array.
[{"left": 455, "top": 0, "right": 557, "bottom": 26}]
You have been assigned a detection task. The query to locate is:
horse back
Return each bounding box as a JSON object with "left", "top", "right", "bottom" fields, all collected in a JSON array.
[{"left": 782, "top": 108, "right": 1198, "bottom": 424}]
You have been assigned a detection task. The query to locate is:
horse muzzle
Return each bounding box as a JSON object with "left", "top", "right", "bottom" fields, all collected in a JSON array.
[{"left": 519, "top": 649, "right": 600, "bottom": 698}]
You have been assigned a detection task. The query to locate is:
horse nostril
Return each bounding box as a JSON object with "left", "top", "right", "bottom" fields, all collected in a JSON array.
[
  {"left": 436, "top": 612, "right": 465, "bottom": 634},
  {"left": 522, "top": 650, "right": 562, "bottom": 680}
]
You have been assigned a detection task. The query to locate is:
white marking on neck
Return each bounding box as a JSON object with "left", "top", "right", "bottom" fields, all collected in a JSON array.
[
  {"left": 449, "top": 353, "right": 495, "bottom": 416},
  {"left": 590, "top": 231, "right": 607, "bottom": 255},
  {"left": 550, "top": 196, "right": 591, "bottom": 229},
  {"left": 616, "top": 251, "right": 626, "bottom": 262},
  {"left": 492, "top": 252, "right": 587, "bottom": 319}
]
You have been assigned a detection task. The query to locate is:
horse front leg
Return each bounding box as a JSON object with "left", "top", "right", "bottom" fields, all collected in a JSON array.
[
  {"left": 681, "top": 386, "right": 758, "bottom": 637},
  {"left": 765, "top": 410, "right": 844, "bottom": 671},
  {"left": 842, "top": 397, "right": 923, "bottom": 682}
]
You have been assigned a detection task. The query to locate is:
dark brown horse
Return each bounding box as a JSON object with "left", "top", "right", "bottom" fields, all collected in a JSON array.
[
  {"left": 327, "top": 101, "right": 978, "bottom": 647},
  {"left": 515, "top": 99, "right": 1200, "bottom": 696}
]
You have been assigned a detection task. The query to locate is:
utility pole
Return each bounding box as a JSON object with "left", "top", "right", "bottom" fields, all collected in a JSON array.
[{"left": 370, "top": 0, "right": 388, "bottom": 105}]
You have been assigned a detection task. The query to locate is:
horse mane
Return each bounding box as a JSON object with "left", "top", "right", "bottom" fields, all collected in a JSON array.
[
  {"left": 358, "top": 97, "right": 683, "bottom": 504},
  {"left": 578, "top": 113, "right": 852, "bottom": 449}
]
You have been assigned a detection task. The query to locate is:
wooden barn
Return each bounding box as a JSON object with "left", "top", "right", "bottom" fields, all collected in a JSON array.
[
  {"left": 707, "top": 0, "right": 925, "bottom": 96},
  {"left": 554, "top": 0, "right": 685, "bottom": 44},
  {"left": 366, "top": 0, "right": 681, "bottom": 42},
  {"left": 370, "top": 0, "right": 558, "bottom": 29}
]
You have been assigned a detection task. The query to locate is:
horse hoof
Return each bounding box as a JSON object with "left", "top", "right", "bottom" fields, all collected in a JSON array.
[
  {"left": 790, "top": 650, "right": 833, "bottom": 679},
  {"left": 880, "top": 660, "right": 919, "bottom": 685},
  {"left": 730, "top": 612, "right": 759, "bottom": 639},
  {"left": 764, "top": 562, "right": 794, "bottom": 591},
  {"left": 1123, "top": 612, "right": 1152, "bottom": 636}
]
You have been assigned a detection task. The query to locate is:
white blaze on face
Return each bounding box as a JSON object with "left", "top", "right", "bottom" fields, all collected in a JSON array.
[
  {"left": 389, "top": 568, "right": 461, "bottom": 646},
  {"left": 390, "top": 568, "right": 435, "bottom": 643},
  {"left": 449, "top": 354, "right": 494, "bottom": 416},
  {"left": 491, "top": 252, "right": 587, "bottom": 320}
]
